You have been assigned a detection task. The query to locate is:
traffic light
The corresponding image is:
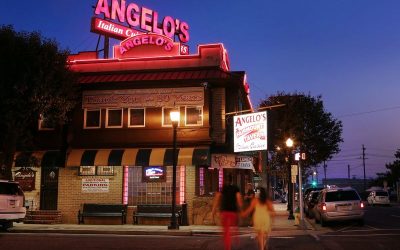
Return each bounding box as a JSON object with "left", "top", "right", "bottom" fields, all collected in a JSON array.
[{"left": 311, "top": 180, "right": 317, "bottom": 187}]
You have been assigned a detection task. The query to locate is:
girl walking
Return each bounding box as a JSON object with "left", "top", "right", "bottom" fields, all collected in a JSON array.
[{"left": 241, "top": 187, "right": 275, "bottom": 250}]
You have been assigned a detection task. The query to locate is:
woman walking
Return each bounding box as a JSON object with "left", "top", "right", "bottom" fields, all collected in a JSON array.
[{"left": 241, "top": 187, "right": 274, "bottom": 250}]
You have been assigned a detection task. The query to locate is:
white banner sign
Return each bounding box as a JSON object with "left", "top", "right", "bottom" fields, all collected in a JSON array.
[
  {"left": 82, "top": 178, "right": 109, "bottom": 193},
  {"left": 234, "top": 111, "right": 267, "bottom": 152},
  {"left": 211, "top": 154, "right": 255, "bottom": 170}
]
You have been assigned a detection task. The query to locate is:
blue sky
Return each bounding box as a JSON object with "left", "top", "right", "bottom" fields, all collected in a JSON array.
[{"left": 2, "top": 0, "right": 400, "bottom": 180}]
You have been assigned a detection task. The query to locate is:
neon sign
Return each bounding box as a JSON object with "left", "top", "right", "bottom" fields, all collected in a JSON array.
[
  {"left": 94, "top": 0, "right": 190, "bottom": 43},
  {"left": 119, "top": 33, "right": 174, "bottom": 55}
]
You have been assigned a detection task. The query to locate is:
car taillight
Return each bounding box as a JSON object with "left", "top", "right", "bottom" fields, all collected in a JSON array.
[
  {"left": 322, "top": 203, "right": 327, "bottom": 211},
  {"left": 360, "top": 202, "right": 364, "bottom": 208}
]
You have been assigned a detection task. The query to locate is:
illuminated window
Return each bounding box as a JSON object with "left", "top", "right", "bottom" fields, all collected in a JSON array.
[
  {"left": 162, "top": 107, "right": 180, "bottom": 127},
  {"left": 79, "top": 166, "right": 96, "bottom": 176},
  {"left": 179, "top": 166, "right": 185, "bottom": 204},
  {"left": 185, "top": 106, "right": 203, "bottom": 126},
  {"left": 196, "top": 167, "right": 220, "bottom": 196},
  {"left": 38, "top": 114, "right": 55, "bottom": 130},
  {"left": 128, "top": 108, "right": 145, "bottom": 127},
  {"left": 97, "top": 166, "right": 114, "bottom": 175},
  {"left": 84, "top": 109, "right": 101, "bottom": 129},
  {"left": 106, "top": 108, "right": 123, "bottom": 128}
]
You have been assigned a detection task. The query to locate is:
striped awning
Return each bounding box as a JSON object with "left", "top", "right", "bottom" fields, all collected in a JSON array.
[{"left": 65, "top": 148, "right": 209, "bottom": 167}]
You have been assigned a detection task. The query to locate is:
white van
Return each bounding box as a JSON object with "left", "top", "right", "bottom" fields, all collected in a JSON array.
[
  {"left": 367, "top": 190, "right": 390, "bottom": 206},
  {"left": 0, "top": 180, "right": 27, "bottom": 229}
]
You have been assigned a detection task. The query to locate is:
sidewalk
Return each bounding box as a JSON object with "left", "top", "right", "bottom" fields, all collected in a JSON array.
[{"left": 8, "top": 202, "right": 313, "bottom": 237}]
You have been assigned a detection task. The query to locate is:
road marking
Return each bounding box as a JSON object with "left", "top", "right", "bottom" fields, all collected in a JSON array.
[
  {"left": 308, "top": 232, "right": 320, "bottom": 241},
  {"left": 270, "top": 236, "right": 295, "bottom": 239},
  {"left": 320, "top": 233, "right": 400, "bottom": 237}
]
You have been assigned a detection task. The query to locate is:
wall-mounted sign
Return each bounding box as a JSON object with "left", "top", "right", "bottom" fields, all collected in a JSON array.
[
  {"left": 211, "top": 154, "right": 255, "bottom": 170},
  {"left": 82, "top": 178, "right": 109, "bottom": 193},
  {"left": 82, "top": 87, "right": 204, "bottom": 109},
  {"left": 93, "top": 0, "right": 189, "bottom": 43},
  {"left": 142, "top": 166, "right": 166, "bottom": 182},
  {"left": 14, "top": 168, "right": 36, "bottom": 191},
  {"left": 234, "top": 111, "right": 267, "bottom": 152}
]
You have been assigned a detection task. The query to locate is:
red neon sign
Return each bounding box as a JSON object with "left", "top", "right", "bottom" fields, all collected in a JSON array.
[
  {"left": 91, "top": 17, "right": 144, "bottom": 40},
  {"left": 94, "top": 0, "right": 190, "bottom": 43},
  {"left": 119, "top": 34, "right": 174, "bottom": 55}
]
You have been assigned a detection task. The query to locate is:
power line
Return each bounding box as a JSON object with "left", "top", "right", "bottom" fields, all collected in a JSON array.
[{"left": 338, "top": 105, "right": 400, "bottom": 118}]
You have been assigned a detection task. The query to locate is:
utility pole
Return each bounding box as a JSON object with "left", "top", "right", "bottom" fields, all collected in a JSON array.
[
  {"left": 348, "top": 164, "right": 350, "bottom": 179},
  {"left": 362, "top": 145, "right": 366, "bottom": 191},
  {"left": 323, "top": 161, "right": 327, "bottom": 186}
]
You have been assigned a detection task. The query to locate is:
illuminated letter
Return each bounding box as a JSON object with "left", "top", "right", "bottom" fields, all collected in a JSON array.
[
  {"left": 120, "top": 46, "right": 127, "bottom": 55},
  {"left": 152, "top": 11, "right": 163, "bottom": 35},
  {"left": 141, "top": 7, "right": 153, "bottom": 32},
  {"left": 111, "top": 0, "right": 126, "bottom": 23},
  {"left": 155, "top": 37, "right": 164, "bottom": 46},
  {"left": 162, "top": 16, "right": 175, "bottom": 39},
  {"left": 94, "top": 0, "right": 110, "bottom": 18},
  {"left": 127, "top": 3, "right": 140, "bottom": 27},
  {"left": 179, "top": 22, "right": 190, "bottom": 43}
]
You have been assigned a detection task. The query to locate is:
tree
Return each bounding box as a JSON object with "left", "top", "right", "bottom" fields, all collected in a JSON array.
[
  {"left": 260, "top": 92, "right": 343, "bottom": 176},
  {"left": 372, "top": 149, "right": 400, "bottom": 188},
  {"left": 0, "top": 25, "right": 77, "bottom": 180}
]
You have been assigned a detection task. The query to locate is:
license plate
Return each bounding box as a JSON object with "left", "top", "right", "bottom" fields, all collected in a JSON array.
[
  {"left": 9, "top": 200, "right": 16, "bottom": 206},
  {"left": 337, "top": 205, "right": 351, "bottom": 211}
]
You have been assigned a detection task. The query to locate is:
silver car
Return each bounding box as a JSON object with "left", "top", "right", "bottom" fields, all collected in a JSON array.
[
  {"left": 313, "top": 187, "right": 364, "bottom": 226},
  {"left": 367, "top": 190, "right": 390, "bottom": 206},
  {"left": 0, "top": 180, "right": 26, "bottom": 230}
]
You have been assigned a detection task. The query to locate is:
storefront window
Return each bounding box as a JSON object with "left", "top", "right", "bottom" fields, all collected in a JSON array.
[
  {"left": 185, "top": 106, "right": 203, "bottom": 126},
  {"left": 84, "top": 109, "right": 101, "bottom": 128},
  {"left": 126, "top": 166, "right": 181, "bottom": 206},
  {"left": 196, "top": 167, "right": 220, "bottom": 196},
  {"left": 128, "top": 108, "right": 145, "bottom": 127},
  {"left": 106, "top": 108, "right": 123, "bottom": 128}
]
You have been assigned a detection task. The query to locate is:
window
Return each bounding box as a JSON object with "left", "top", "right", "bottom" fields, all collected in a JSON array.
[
  {"left": 162, "top": 107, "right": 180, "bottom": 127},
  {"left": 78, "top": 166, "right": 114, "bottom": 176},
  {"left": 128, "top": 108, "right": 145, "bottom": 127},
  {"left": 79, "top": 166, "right": 96, "bottom": 176},
  {"left": 196, "top": 167, "right": 220, "bottom": 196},
  {"left": 126, "top": 166, "right": 182, "bottom": 206},
  {"left": 106, "top": 108, "right": 123, "bottom": 128},
  {"left": 84, "top": 109, "right": 101, "bottom": 129},
  {"left": 185, "top": 106, "right": 203, "bottom": 126},
  {"left": 38, "top": 114, "right": 55, "bottom": 130},
  {"left": 97, "top": 166, "right": 114, "bottom": 176}
]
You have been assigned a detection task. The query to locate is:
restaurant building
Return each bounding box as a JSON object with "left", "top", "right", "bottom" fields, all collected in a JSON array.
[{"left": 11, "top": 0, "right": 260, "bottom": 225}]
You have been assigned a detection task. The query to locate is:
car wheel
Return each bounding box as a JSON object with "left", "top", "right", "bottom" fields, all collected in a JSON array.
[
  {"left": 0, "top": 221, "right": 13, "bottom": 230},
  {"left": 320, "top": 217, "right": 326, "bottom": 227}
]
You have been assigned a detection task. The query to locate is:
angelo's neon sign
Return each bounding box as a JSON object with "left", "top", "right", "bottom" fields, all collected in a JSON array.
[{"left": 94, "top": 0, "right": 190, "bottom": 43}]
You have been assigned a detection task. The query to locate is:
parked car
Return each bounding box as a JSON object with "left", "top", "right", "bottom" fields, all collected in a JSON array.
[
  {"left": 0, "top": 180, "right": 26, "bottom": 230},
  {"left": 303, "top": 186, "right": 324, "bottom": 200},
  {"left": 367, "top": 190, "right": 390, "bottom": 206},
  {"left": 304, "top": 190, "right": 320, "bottom": 218},
  {"left": 313, "top": 187, "right": 364, "bottom": 227}
]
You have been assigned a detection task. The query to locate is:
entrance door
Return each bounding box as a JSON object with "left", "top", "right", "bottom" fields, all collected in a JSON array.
[{"left": 40, "top": 167, "right": 59, "bottom": 210}]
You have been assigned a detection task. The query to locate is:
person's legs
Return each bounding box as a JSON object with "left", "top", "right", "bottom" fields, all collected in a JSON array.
[
  {"left": 257, "top": 231, "right": 264, "bottom": 250},
  {"left": 221, "top": 212, "right": 237, "bottom": 250}
]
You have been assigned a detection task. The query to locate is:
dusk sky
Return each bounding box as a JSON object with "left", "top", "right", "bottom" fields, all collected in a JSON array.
[{"left": 2, "top": 0, "right": 400, "bottom": 181}]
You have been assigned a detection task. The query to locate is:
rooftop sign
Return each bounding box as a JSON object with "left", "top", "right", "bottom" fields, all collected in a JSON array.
[{"left": 93, "top": 0, "right": 190, "bottom": 43}]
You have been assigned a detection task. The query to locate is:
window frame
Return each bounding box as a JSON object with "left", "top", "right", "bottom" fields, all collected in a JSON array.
[
  {"left": 128, "top": 108, "right": 146, "bottom": 127},
  {"left": 84, "top": 109, "right": 101, "bottom": 129},
  {"left": 106, "top": 108, "right": 123, "bottom": 128},
  {"left": 162, "top": 107, "right": 180, "bottom": 127},
  {"left": 185, "top": 106, "right": 203, "bottom": 126}
]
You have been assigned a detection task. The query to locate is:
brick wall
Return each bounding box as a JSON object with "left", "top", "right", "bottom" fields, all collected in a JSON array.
[
  {"left": 185, "top": 165, "right": 195, "bottom": 224},
  {"left": 58, "top": 167, "right": 123, "bottom": 224},
  {"left": 211, "top": 88, "right": 226, "bottom": 144}
]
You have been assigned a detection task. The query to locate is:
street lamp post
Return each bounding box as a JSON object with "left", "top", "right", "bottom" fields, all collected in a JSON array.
[
  {"left": 286, "top": 138, "right": 295, "bottom": 220},
  {"left": 168, "top": 110, "right": 180, "bottom": 230}
]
